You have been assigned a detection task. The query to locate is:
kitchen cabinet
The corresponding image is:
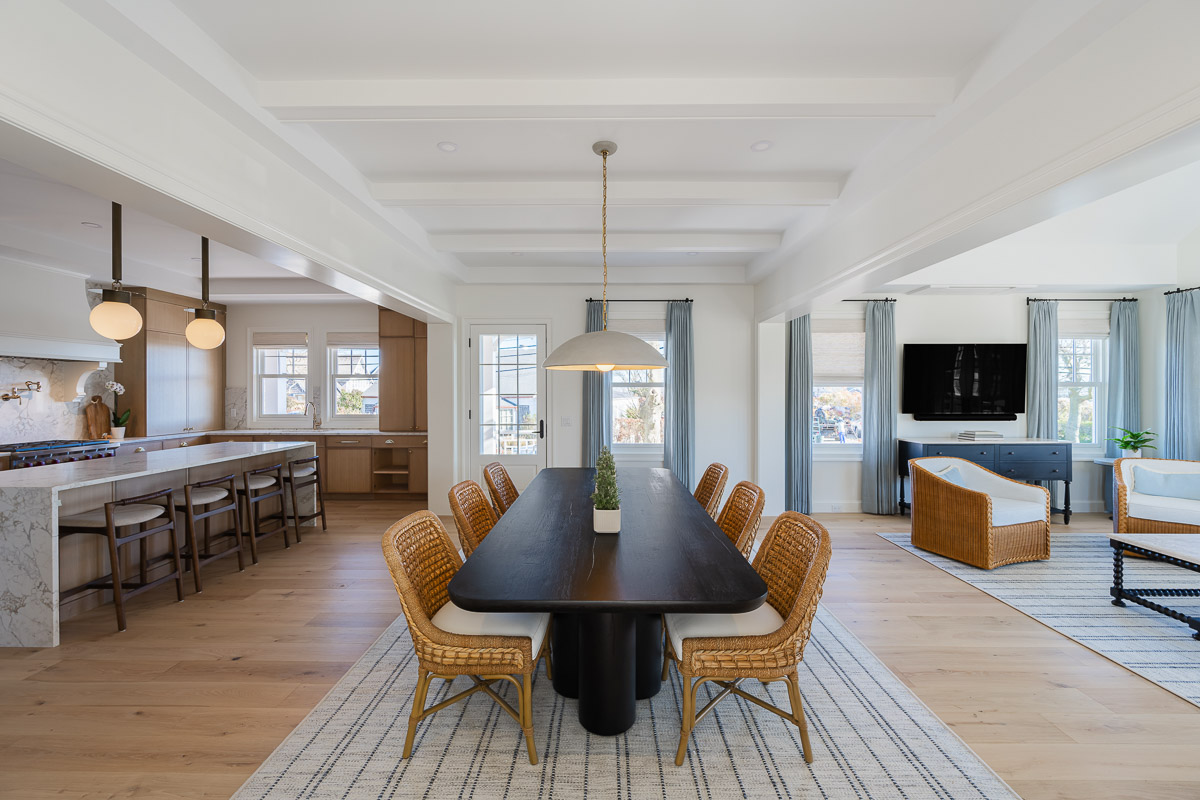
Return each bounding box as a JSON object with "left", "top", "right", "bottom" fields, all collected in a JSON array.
[
  {"left": 324, "top": 442, "right": 373, "bottom": 494},
  {"left": 158, "top": 435, "right": 210, "bottom": 449},
  {"left": 369, "top": 434, "right": 427, "bottom": 495},
  {"left": 143, "top": 331, "right": 187, "bottom": 436},
  {"left": 378, "top": 308, "right": 427, "bottom": 432}
]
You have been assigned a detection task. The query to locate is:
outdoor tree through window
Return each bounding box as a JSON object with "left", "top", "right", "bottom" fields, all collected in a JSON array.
[
  {"left": 611, "top": 336, "right": 666, "bottom": 446},
  {"left": 331, "top": 346, "right": 380, "bottom": 417},
  {"left": 1058, "top": 337, "right": 1106, "bottom": 444},
  {"left": 255, "top": 346, "right": 308, "bottom": 416}
]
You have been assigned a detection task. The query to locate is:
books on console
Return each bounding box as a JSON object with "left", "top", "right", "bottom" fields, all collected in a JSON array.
[{"left": 957, "top": 431, "right": 1004, "bottom": 440}]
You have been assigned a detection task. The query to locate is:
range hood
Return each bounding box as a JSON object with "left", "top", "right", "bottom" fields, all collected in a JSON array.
[{"left": 0, "top": 258, "right": 122, "bottom": 363}]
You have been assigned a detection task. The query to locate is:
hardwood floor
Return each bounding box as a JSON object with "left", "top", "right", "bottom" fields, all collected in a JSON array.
[{"left": 0, "top": 501, "right": 1197, "bottom": 799}]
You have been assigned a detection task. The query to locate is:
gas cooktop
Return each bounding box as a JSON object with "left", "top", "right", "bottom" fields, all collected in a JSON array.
[{"left": 0, "top": 439, "right": 112, "bottom": 453}]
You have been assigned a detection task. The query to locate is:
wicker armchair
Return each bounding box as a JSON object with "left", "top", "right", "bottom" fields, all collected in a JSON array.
[
  {"left": 663, "top": 511, "right": 832, "bottom": 766},
  {"left": 1115, "top": 457, "right": 1200, "bottom": 533},
  {"left": 448, "top": 480, "right": 500, "bottom": 556},
  {"left": 381, "top": 511, "right": 549, "bottom": 764},
  {"left": 483, "top": 462, "right": 520, "bottom": 514},
  {"left": 694, "top": 463, "right": 729, "bottom": 520},
  {"left": 910, "top": 457, "right": 1050, "bottom": 570},
  {"left": 716, "top": 480, "right": 766, "bottom": 558}
]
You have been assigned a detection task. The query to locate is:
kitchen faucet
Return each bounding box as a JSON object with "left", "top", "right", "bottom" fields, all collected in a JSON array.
[{"left": 306, "top": 400, "right": 322, "bottom": 429}]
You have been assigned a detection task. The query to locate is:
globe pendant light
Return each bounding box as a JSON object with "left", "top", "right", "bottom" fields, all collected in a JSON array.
[
  {"left": 185, "top": 236, "right": 226, "bottom": 349},
  {"left": 88, "top": 202, "right": 144, "bottom": 341},
  {"left": 543, "top": 142, "right": 669, "bottom": 372}
]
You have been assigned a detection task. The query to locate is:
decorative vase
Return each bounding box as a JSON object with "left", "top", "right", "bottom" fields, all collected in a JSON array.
[
  {"left": 109, "top": 427, "right": 126, "bottom": 440},
  {"left": 594, "top": 507, "right": 621, "bottom": 534},
  {"left": 1121, "top": 448, "right": 1141, "bottom": 459}
]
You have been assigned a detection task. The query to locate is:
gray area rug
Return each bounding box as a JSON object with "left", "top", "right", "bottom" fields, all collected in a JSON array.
[
  {"left": 232, "top": 608, "right": 1017, "bottom": 799},
  {"left": 879, "top": 533, "right": 1200, "bottom": 708}
]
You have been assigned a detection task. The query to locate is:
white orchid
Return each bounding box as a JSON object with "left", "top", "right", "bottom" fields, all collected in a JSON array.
[{"left": 105, "top": 380, "right": 126, "bottom": 396}]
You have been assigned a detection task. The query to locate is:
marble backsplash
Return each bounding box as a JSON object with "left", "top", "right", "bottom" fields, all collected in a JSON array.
[
  {"left": 0, "top": 357, "right": 115, "bottom": 443},
  {"left": 225, "top": 385, "right": 248, "bottom": 430}
]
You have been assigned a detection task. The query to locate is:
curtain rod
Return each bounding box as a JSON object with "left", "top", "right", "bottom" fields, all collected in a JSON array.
[
  {"left": 1026, "top": 297, "right": 1137, "bottom": 304},
  {"left": 585, "top": 298, "right": 692, "bottom": 303},
  {"left": 840, "top": 298, "right": 896, "bottom": 303},
  {"left": 1164, "top": 285, "right": 1200, "bottom": 296}
]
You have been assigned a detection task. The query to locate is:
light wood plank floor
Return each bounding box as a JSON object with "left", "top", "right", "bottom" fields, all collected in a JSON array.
[{"left": 0, "top": 502, "right": 1197, "bottom": 799}]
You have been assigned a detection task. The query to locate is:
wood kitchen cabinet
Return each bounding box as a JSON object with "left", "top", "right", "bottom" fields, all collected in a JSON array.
[
  {"left": 115, "top": 289, "right": 227, "bottom": 438},
  {"left": 378, "top": 308, "right": 427, "bottom": 432},
  {"left": 324, "top": 440, "right": 373, "bottom": 494}
]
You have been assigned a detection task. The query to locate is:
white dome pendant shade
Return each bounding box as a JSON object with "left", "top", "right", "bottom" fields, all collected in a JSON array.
[
  {"left": 89, "top": 202, "right": 144, "bottom": 341},
  {"left": 543, "top": 141, "right": 669, "bottom": 373},
  {"left": 185, "top": 236, "right": 226, "bottom": 349}
]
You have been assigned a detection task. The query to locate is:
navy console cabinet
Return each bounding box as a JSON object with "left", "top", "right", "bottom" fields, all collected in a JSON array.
[{"left": 898, "top": 438, "right": 1072, "bottom": 523}]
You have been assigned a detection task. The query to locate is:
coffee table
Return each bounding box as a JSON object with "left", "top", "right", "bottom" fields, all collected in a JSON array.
[{"left": 1110, "top": 533, "right": 1200, "bottom": 640}]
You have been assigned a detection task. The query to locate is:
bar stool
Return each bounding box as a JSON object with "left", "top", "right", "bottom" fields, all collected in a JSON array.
[
  {"left": 236, "top": 463, "right": 289, "bottom": 563},
  {"left": 175, "top": 473, "right": 243, "bottom": 592},
  {"left": 282, "top": 455, "right": 327, "bottom": 541},
  {"left": 58, "top": 488, "right": 184, "bottom": 632}
]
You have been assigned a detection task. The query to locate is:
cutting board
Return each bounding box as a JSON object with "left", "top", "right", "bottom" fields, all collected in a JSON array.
[{"left": 85, "top": 395, "right": 112, "bottom": 440}]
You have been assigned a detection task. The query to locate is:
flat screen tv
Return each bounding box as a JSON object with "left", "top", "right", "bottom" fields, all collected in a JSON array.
[{"left": 902, "top": 343, "right": 1027, "bottom": 421}]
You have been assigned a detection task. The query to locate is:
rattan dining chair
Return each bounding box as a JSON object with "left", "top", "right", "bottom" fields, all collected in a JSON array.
[
  {"left": 663, "top": 511, "right": 832, "bottom": 766},
  {"left": 448, "top": 479, "right": 500, "bottom": 556},
  {"left": 381, "top": 511, "right": 550, "bottom": 764},
  {"left": 483, "top": 462, "right": 520, "bottom": 514},
  {"left": 693, "top": 463, "right": 729, "bottom": 520},
  {"left": 716, "top": 480, "right": 766, "bottom": 558}
]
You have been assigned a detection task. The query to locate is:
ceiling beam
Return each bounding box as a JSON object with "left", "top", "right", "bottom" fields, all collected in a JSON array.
[
  {"left": 428, "top": 231, "right": 779, "bottom": 253},
  {"left": 372, "top": 179, "right": 841, "bottom": 207},
  {"left": 259, "top": 77, "right": 957, "bottom": 121},
  {"left": 463, "top": 264, "right": 746, "bottom": 285}
]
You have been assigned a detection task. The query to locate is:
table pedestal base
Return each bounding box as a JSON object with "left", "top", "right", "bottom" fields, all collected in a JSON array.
[{"left": 551, "top": 611, "right": 664, "bottom": 735}]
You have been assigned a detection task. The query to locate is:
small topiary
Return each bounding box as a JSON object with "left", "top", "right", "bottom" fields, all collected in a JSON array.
[{"left": 592, "top": 446, "right": 620, "bottom": 510}]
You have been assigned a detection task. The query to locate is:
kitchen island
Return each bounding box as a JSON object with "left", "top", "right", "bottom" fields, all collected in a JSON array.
[{"left": 0, "top": 441, "right": 316, "bottom": 647}]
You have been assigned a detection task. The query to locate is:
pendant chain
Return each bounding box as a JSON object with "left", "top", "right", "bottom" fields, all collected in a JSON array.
[{"left": 601, "top": 150, "right": 608, "bottom": 331}]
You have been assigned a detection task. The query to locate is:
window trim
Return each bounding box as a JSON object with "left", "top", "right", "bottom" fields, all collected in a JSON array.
[
  {"left": 1057, "top": 335, "right": 1108, "bottom": 457},
  {"left": 251, "top": 344, "right": 310, "bottom": 422},
  {"left": 327, "top": 343, "right": 382, "bottom": 424},
  {"left": 607, "top": 330, "right": 666, "bottom": 455}
]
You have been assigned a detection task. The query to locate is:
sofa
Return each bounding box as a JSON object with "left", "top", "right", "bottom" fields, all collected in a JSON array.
[
  {"left": 1114, "top": 457, "right": 1200, "bottom": 533},
  {"left": 909, "top": 456, "right": 1051, "bottom": 569}
]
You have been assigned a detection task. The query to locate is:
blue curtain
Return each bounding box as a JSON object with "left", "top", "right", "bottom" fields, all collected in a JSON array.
[
  {"left": 1104, "top": 300, "right": 1140, "bottom": 511},
  {"left": 785, "top": 316, "right": 813, "bottom": 513},
  {"left": 581, "top": 300, "right": 611, "bottom": 465},
  {"left": 1164, "top": 290, "right": 1200, "bottom": 460},
  {"left": 862, "top": 301, "right": 897, "bottom": 514},
  {"left": 664, "top": 301, "right": 695, "bottom": 487},
  {"left": 1026, "top": 300, "right": 1059, "bottom": 503}
]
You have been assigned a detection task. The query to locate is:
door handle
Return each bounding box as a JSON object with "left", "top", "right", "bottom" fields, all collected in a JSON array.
[{"left": 539, "top": 419, "right": 545, "bottom": 439}]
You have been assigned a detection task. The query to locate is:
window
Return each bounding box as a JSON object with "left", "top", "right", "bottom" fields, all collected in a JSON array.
[
  {"left": 254, "top": 344, "right": 308, "bottom": 416},
  {"left": 812, "top": 329, "right": 865, "bottom": 446},
  {"left": 1058, "top": 337, "right": 1107, "bottom": 445},
  {"left": 329, "top": 346, "right": 380, "bottom": 417},
  {"left": 478, "top": 333, "right": 539, "bottom": 455},
  {"left": 610, "top": 334, "right": 666, "bottom": 447}
]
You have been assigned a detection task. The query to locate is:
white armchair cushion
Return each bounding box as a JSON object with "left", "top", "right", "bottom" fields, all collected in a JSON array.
[
  {"left": 989, "top": 497, "right": 1048, "bottom": 527},
  {"left": 918, "top": 457, "right": 1047, "bottom": 505},
  {"left": 1127, "top": 492, "right": 1200, "bottom": 527},
  {"left": 1118, "top": 457, "right": 1200, "bottom": 489},
  {"left": 431, "top": 600, "right": 550, "bottom": 656},
  {"left": 665, "top": 602, "right": 785, "bottom": 657},
  {"left": 1131, "top": 466, "right": 1200, "bottom": 501}
]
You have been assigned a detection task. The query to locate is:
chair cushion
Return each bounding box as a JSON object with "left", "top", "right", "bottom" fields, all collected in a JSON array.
[
  {"left": 431, "top": 600, "right": 550, "bottom": 656},
  {"left": 935, "top": 465, "right": 966, "bottom": 488},
  {"left": 60, "top": 503, "right": 165, "bottom": 529},
  {"left": 240, "top": 474, "right": 277, "bottom": 491},
  {"left": 286, "top": 465, "right": 317, "bottom": 479},
  {"left": 1132, "top": 467, "right": 1200, "bottom": 501},
  {"left": 665, "top": 602, "right": 786, "bottom": 657},
  {"left": 1127, "top": 492, "right": 1200, "bottom": 526},
  {"left": 989, "top": 497, "right": 1046, "bottom": 527},
  {"left": 176, "top": 486, "right": 228, "bottom": 506}
]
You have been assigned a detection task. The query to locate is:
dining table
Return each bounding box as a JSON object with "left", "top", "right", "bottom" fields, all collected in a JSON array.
[{"left": 448, "top": 466, "right": 768, "bottom": 736}]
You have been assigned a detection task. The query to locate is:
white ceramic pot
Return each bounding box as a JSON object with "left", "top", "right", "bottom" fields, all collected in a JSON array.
[
  {"left": 1122, "top": 448, "right": 1141, "bottom": 459},
  {"left": 109, "top": 427, "right": 126, "bottom": 440},
  {"left": 594, "top": 507, "right": 621, "bottom": 534}
]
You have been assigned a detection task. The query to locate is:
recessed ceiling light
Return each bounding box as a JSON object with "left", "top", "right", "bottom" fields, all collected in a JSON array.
[
  {"left": 687, "top": 252, "right": 700, "bottom": 256},
  {"left": 511, "top": 252, "right": 523, "bottom": 256},
  {"left": 750, "top": 140, "right": 773, "bottom": 152},
  {"left": 190, "top": 257, "right": 202, "bottom": 261},
  {"left": 437, "top": 141, "right": 458, "bottom": 152},
  {"left": 80, "top": 221, "right": 102, "bottom": 228}
]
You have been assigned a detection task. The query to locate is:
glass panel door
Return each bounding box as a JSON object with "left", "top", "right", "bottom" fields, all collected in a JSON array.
[{"left": 470, "top": 324, "right": 547, "bottom": 491}]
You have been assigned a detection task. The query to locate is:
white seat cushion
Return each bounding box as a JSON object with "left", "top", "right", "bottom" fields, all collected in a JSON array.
[
  {"left": 431, "top": 600, "right": 550, "bottom": 656},
  {"left": 665, "top": 602, "right": 785, "bottom": 657},
  {"left": 1127, "top": 492, "right": 1200, "bottom": 527},
  {"left": 989, "top": 497, "right": 1046, "bottom": 527},
  {"left": 60, "top": 503, "right": 165, "bottom": 529},
  {"left": 286, "top": 465, "right": 317, "bottom": 479},
  {"left": 175, "top": 486, "right": 229, "bottom": 506},
  {"left": 240, "top": 474, "right": 277, "bottom": 491}
]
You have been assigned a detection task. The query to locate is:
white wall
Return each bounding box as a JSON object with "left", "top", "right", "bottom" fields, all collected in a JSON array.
[{"left": 755, "top": 321, "right": 786, "bottom": 516}]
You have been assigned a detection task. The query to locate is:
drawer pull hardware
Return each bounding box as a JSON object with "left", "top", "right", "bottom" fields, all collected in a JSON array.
[
  {"left": 134, "top": 447, "right": 145, "bottom": 453},
  {"left": 385, "top": 439, "right": 394, "bottom": 444},
  {"left": 340, "top": 440, "right": 359, "bottom": 444},
  {"left": 180, "top": 442, "right": 188, "bottom": 447}
]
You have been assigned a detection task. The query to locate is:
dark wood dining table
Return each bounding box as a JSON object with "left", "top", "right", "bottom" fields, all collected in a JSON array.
[{"left": 447, "top": 467, "right": 768, "bottom": 735}]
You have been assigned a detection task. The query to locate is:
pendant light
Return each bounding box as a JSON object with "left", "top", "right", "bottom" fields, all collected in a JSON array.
[
  {"left": 185, "top": 237, "right": 226, "bottom": 349},
  {"left": 89, "top": 202, "right": 144, "bottom": 340},
  {"left": 543, "top": 142, "right": 669, "bottom": 372}
]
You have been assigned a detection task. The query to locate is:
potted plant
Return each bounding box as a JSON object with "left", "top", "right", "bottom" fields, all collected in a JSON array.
[
  {"left": 592, "top": 446, "right": 621, "bottom": 533},
  {"left": 1107, "top": 427, "right": 1157, "bottom": 458},
  {"left": 106, "top": 381, "right": 130, "bottom": 439}
]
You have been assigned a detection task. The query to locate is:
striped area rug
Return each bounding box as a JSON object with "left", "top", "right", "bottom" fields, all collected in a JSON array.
[
  {"left": 879, "top": 533, "right": 1200, "bottom": 708},
  {"left": 232, "top": 609, "right": 1017, "bottom": 800}
]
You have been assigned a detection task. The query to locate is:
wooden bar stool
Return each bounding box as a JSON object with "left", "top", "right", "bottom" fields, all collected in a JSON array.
[
  {"left": 175, "top": 473, "right": 243, "bottom": 592},
  {"left": 282, "top": 455, "right": 327, "bottom": 541},
  {"left": 236, "top": 464, "right": 289, "bottom": 563},
  {"left": 59, "top": 488, "right": 184, "bottom": 632}
]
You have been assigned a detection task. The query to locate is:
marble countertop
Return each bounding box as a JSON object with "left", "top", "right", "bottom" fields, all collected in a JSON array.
[
  {"left": 0, "top": 441, "right": 314, "bottom": 491},
  {"left": 121, "top": 429, "right": 427, "bottom": 442}
]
